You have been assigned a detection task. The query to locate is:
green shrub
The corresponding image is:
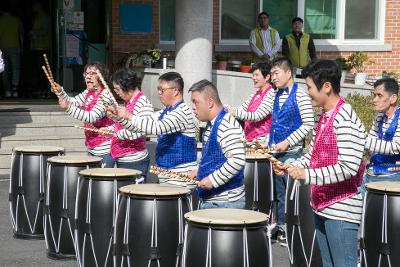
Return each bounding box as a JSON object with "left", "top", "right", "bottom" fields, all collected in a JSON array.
[{"left": 345, "top": 93, "right": 376, "bottom": 131}]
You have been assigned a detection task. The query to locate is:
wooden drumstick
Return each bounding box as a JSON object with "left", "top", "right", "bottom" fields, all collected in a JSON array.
[
  {"left": 149, "top": 165, "right": 198, "bottom": 185},
  {"left": 43, "top": 54, "right": 55, "bottom": 83},
  {"left": 99, "top": 94, "right": 123, "bottom": 121},
  {"left": 95, "top": 69, "right": 119, "bottom": 108},
  {"left": 42, "top": 66, "right": 60, "bottom": 97},
  {"left": 74, "top": 125, "right": 114, "bottom": 136}
]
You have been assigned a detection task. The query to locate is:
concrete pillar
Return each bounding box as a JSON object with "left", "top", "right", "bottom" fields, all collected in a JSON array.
[{"left": 175, "top": 0, "right": 213, "bottom": 101}]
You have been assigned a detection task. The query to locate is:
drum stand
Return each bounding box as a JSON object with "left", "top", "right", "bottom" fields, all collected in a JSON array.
[
  {"left": 9, "top": 153, "right": 46, "bottom": 238},
  {"left": 286, "top": 178, "right": 318, "bottom": 267},
  {"left": 360, "top": 192, "right": 392, "bottom": 267}
]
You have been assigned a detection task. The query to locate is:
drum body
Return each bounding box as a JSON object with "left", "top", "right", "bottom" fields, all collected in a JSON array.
[
  {"left": 244, "top": 153, "right": 274, "bottom": 215},
  {"left": 75, "top": 168, "right": 141, "bottom": 267},
  {"left": 45, "top": 155, "right": 102, "bottom": 259},
  {"left": 285, "top": 177, "right": 322, "bottom": 267},
  {"left": 113, "top": 184, "right": 191, "bottom": 267},
  {"left": 182, "top": 209, "right": 271, "bottom": 267},
  {"left": 9, "top": 146, "right": 64, "bottom": 239},
  {"left": 360, "top": 182, "right": 400, "bottom": 267}
]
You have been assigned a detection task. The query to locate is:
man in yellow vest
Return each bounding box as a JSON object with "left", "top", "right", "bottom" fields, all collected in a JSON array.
[
  {"left": 249, "top": 12, "right": 281, "bottom": 62},
  {"left": 282, "top": 17, "right": 316, "bottom": 70}
]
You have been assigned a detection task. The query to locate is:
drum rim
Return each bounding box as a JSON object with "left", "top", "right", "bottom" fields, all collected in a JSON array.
[
  {"left": 366, "top": 181, "right": 400, "bottom": 194},
  {"left": 79, "top": 168, "right": 142, "bottom": 178},
  {"left": 119, "top": 184, "right": 191, "bottom": 196},
  {"left": 13, "top": 146, "right": 65, "bottom": 153},
  {"left": 47, "top": 155, "right": 102, "bottom": 164},
  {"left": 184, "top": 208, "right": 268, "bottom": 225}
]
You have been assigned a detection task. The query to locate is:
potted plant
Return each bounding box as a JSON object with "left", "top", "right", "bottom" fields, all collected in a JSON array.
[
  {"left": 141, "top": 48, "right": 162, "bottom": 68},
  {"left": 215, "top": 54, "right": 230, "bottom": 70},
  {"left": 239, "top": 58, "right": 253, "bottom": 73},
  {"left": 346, "top": 52, "right": 372, "bottom": 86},
  {"left": 335, "top": 57, "right": 349, "bottom": 84}
]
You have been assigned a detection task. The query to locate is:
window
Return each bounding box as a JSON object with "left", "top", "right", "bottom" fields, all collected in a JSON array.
[
  {"left": 220, "top": 0, "right": 258, "bottom": 41},
  {"left": 304, "top": 0, "right": 336, "bottom": 39},
  {"left": 262, "top": 0, "right": 297, "bottom": 38},
  {"left": 345, "top": 0, "right": 377, "bottom": 39},
  {"left": 159, "top": 0, "right": 175, "bottom": 42}
]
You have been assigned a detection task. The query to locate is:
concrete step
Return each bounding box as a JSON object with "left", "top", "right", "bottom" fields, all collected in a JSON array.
[
  {"left": 1, "top": 124, "right": 84, "bottom": 137},
  {"left": 0, "top": 111, "right": 80, "bottom": 124},
  {"left": 0, "top": 135, "right": 86, "bottom": 149}
]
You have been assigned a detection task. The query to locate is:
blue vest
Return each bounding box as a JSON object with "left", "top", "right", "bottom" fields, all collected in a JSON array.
[
  {"left": 197, "top": 109, "right": 244, "bottom": 199},
  {"left": 269, "top": 83, "right": 302, "bottom": 146},
  {"left": 370, "top": 107, "right": 400, "bottom": 174},
  {"left": 156, "top": 101, "right": 197, "bottom": 169}
]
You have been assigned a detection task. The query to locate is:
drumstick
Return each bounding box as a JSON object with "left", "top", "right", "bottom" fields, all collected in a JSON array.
[
  {"left": 95, "top": 69, "right": 119, "bottom": 108},
  {"left": 43, "top": 54, "right": 55, "bottom": 83},
  {"left": 149, "top": 166, "right": 198, "bottom": 185},
  {"left": 99, "top": 94, "right": 123, "bottom": 121},
  {"left": 41, "top": 66, "right": 60, "bottom": 98},
  {"left": 74, "top": 125, "right": 114, "bottom": 136},
  {"left": 243, "top": 140, "right": 291, "bottom": 170}
]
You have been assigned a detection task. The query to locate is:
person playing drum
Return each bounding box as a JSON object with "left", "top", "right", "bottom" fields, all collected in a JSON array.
[
  {"left": 54, "top": 62, "right": 115, "bottom": 167},
  {"left": 269, "top": 57, "right": 314, "bottom": 245},
  {"left": 104, "top": 68, "right": 153, "bottom": 178},
  {"left": 188, "top": 79, "right": 246, "bottom": 209},
  {"left": 275, "top": 60, "right": 366, "bottom": 267},
  {"left": 362, "top": 78, "right": 400, "bottom": 192},
  {"left": 114, "top": 71, "right": 197, "bottom": 178},
  {"left": 227, "top": 61, "right": 274, "bottom": 143}
]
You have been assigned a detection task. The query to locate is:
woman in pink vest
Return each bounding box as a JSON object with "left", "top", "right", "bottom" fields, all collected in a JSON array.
[
  {"left": 275, "top": 60, "right": 366, "bottom": 267},
  {"left": 105, "top": 68, "right": 153, "bottom": 180},
  {"left": 228, "top": 61, "right": 274, "bottom": 142},
  {"left": 55, "top": 62, "right": 115, "bottom": 167}
]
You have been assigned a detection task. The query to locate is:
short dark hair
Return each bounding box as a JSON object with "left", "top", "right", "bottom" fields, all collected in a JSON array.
[
  {"left": 189, "top": 79, "right": 222, "bottom": 105},
  {"left": 250, "top": 61, "right": 272, "bottom": 79},
  {"left": 374, "top": 78, "right": 399, "bottom": 95},
  {"left": 292, "top": 17, "right": 304, "bottom": 24},
  {"left": 159, "top": 72, "right": 184, "bottom": 95},
  {"left": 258, "top": 12, "right": 269, "bottom": 19},
  {"left": 301, "top": 60, "right": 341, "bottom": 94},
  {"left": 112, "top": 68, "right": 138, "bottom": 92},
  {"left": 271, "top": 57, "right": 294, "bottom": 75},
  {"left": 84, "top": 61, "right": 110, "bottom": 84}
]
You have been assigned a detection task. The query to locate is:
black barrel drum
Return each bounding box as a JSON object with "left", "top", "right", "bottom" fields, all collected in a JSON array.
[
  {"left": 45, "top": 155, "right": 102, "bottom": 259},
  {"left": 113, "top": 184, "right": 191, "bottom": 266},
  {"left": 182, "top": 209, "right": 271, "bottom": 267},
  {"left": 285, "top": 177, "right": 322, "bottom": 267},
  {"left": 75, "top": 168, "right": 142, "bottom": 267},
  {"left": 244, "top": 152, "right": 274, "bottom": 215},
  {"left": 360, "top": 181, "right": 400, "bottom": 267},
  {"left": 9, "top": 146, "right": 64, "bottom": 239}
]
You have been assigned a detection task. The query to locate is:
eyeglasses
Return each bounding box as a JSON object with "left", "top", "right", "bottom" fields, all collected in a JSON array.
[
  {"left": 83, "top": 71, "right": 97, "bottom": 77},
  {"left": 157, "top": 86, "right": 175, "bottom": 94}
]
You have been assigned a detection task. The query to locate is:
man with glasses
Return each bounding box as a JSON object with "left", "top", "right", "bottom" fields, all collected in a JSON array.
[
  {"left": 249, "top": 12, "right": 282, "bottom": 62},
  {"left": 115, "top": 72, "right": 197, "bottom": 181}
]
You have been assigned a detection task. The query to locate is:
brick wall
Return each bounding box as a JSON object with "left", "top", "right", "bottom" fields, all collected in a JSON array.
[{"left": 111, "top": 0, "right": 400, "bottom": 76}]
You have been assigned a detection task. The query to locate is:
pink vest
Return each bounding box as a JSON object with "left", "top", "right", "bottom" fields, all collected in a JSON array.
[
  {"left": 110, "top": 91, "right": 146, "bottom": 158},
  {"left": 310, "top": 98, "right": 364, "bottom": 211},
  {"left": 84, "top": 87, "right": 114, "bottom": 149},
  {"left": 244, "top": 85, "right": 273, "bottom": 141}
]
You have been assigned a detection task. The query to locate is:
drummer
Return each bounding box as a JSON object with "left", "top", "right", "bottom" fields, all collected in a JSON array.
[
  {"left": 268, "top": 57, "right": 314, "bottom": 245},
  {"left": 188, "top": 79, "right": 246, "bottom": 209},
  {"left": 105, "top": 68, "right": 153, "bottom": 179},
  {"left": 113, "top": 71, "right": 197, "bottom": 179},
  {"left": 54, "top": 62, "right": 115, "bottom": 167},
  {"left": 227, "top": 61, "right": 274, "bottom": 142},
  {"left": 362, "top": 77, "right": 400, "bottom": 191},
  {"left": 275, "top": 60, "right": 366, "bottom": 266}
]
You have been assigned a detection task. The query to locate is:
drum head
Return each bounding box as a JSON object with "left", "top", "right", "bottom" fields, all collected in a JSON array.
[
  {"left": 119, "top": 184, "right": 191, "bottom": 196},
  {"left": 366, "top": 181, "right": 400, "bottom": 194},
  {"left": 245, "top": 152, "right": 269, "bottom": 160},
  {"left": 79, "top": 168, "right": 141, "bottom": 179},
  {"left": 13, "top": 146, "right": 64, "bottom": 153},
  {"left": 48, "top": 155, "right": 102, "bottom": 164},
  {"left": 185, "top": 209, "right": 268, "bottom": 225}
]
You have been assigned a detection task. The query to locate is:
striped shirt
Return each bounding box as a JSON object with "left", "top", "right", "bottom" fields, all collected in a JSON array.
[
  {"left": 272, "top": 84, "right": 314, "bottom": 148},
  {"left": 112, "top": 95, "right": 154, "bottom": 162},
  {"left": 234, "top": 88, "right": 275, "bottom": 121},
  {"left": 60, "top": 88, "right": 114, "bottom": 156},
  {"left": 249, "top": 27, "right": 282, "bottom": 60},
  {"left": 202, "top": 112, "right": 246, "bottom": 202},
  {"left": 294, "top": 103, "right": 366, "bottom": 223},
  {"left": 120, "top": 101, "right": 198, "bottom": 172}
]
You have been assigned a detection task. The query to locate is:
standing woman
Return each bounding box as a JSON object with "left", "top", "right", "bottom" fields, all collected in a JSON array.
[
  {"left": 228, "top": 61, "right": 275, "bottom": 142},
  {"left": 54, "top": 62, "right": 115, "bottom": 167},
  {"left": 107, "top": 68, "right": 153, "bottom": 179}
]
